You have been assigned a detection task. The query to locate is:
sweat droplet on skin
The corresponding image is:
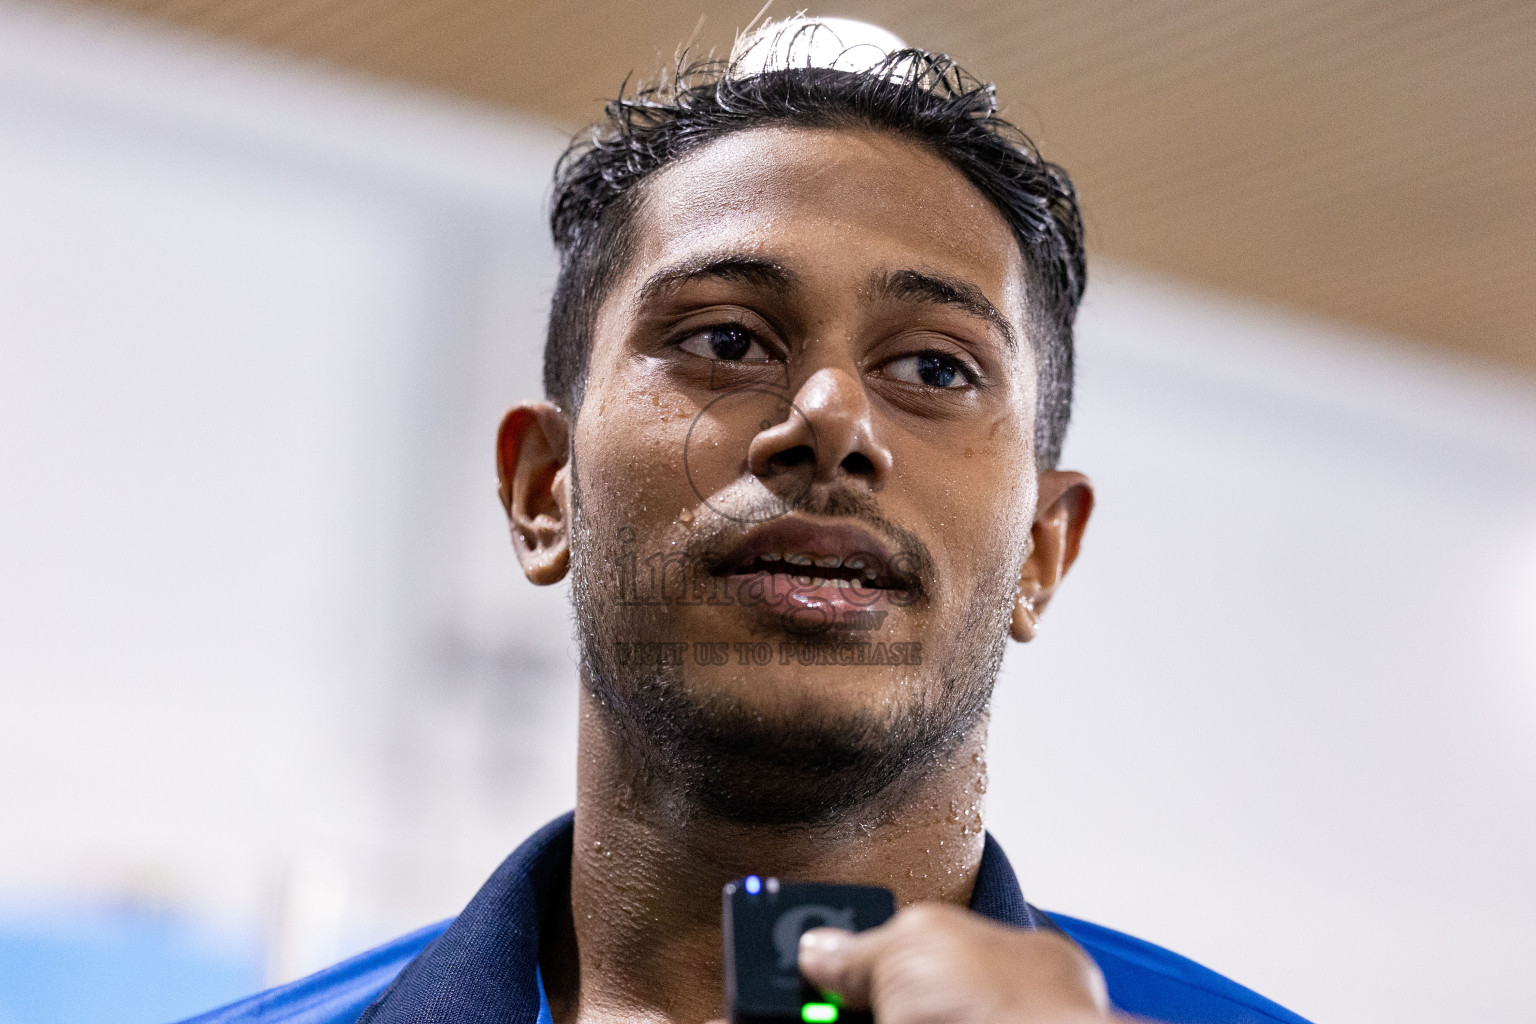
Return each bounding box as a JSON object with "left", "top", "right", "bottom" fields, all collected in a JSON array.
[{"left": 679, "top": 508, "right": 693, "bottom": 523}]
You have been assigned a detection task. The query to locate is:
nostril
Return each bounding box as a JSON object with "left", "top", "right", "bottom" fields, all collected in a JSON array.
[
  {"left": 840, "top": 451, "right": 876, "bottom": 477},
  {"left": 767, "top": 445, "right": 816, "bottom": 472}
]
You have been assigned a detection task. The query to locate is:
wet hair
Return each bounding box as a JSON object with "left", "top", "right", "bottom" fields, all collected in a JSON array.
[{"left": 545, "top": 48, "right": 1086, "bottom": 467}]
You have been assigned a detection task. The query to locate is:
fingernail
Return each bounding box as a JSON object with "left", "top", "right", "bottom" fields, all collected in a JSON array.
[{"left": 799, "top": 928, "right": 849, "bottom": 963}]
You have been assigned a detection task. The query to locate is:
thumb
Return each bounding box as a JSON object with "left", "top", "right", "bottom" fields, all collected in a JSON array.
[{"left": 798, "top": 927, "right": 888, "bottom": 1010}]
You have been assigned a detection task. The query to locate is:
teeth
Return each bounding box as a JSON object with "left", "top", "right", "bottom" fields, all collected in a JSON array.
[{"left": 747, "top": 551, "right": 877, "bottom": 585}]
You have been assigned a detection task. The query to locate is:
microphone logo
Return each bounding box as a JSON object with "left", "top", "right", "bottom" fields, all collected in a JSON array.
[{"left": 772, "top": 904, "right": 855, "bottom": 969}]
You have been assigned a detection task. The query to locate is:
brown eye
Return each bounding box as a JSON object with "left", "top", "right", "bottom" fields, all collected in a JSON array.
[
  {"left": 678, "top": 325, "right": 775, "bottom": 362},
  {"left": 884, "top": 352, "right": 972, "bottom": 388}
]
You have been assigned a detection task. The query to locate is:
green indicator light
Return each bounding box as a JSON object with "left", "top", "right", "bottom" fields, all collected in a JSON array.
[{"left": 801, "top": 1003, "right": 839, "bottom": 1023}]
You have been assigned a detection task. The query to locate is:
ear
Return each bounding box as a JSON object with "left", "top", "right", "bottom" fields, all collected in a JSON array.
[
  {"left": 1010, "top": 470, "right": 1094, "bottom": 642},
  {"left": 496, "top": 402, "right": 572, "bottom": 586}
]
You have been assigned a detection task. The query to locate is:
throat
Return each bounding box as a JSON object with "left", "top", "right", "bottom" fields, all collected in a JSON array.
[{"left": 556, "top": 689, "right": 990, "bottom": 1024}]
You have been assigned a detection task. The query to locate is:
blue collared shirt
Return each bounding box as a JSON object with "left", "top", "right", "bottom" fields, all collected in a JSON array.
[{"left": 181, "top": 814, "right": 1310, "bottom": 1024}]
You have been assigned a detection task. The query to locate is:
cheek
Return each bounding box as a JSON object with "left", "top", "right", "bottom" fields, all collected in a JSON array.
[
  {"left": 572, "top": 366, "right": 698, "bottom": 519},
  {"left": 902, "top": 420, "right": 1035, "bottom": 570}
]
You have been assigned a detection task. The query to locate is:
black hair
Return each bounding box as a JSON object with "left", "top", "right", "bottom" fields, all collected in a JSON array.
[{"left": 545, "top": 47, "right": 1086, "bottom": 467}]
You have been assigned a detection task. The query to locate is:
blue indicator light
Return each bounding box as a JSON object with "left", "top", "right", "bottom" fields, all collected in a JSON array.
[{"left": 744, "top": 875, "right": 762, "bottom": 895}]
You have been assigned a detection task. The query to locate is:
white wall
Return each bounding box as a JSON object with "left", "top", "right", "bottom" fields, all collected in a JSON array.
[
  {"left": 0, "top": 0, "right": 576, "bottom": 977},
  {"left": 0, "top": 3, "right": 1532, "bottom": 1021},
  {"left": 990, "top": 272, "right": 1536, "bottom": 1024}
]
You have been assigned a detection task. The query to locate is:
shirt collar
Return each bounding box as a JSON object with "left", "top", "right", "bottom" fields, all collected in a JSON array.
[{"left": 360, "top": 812, "right": 1055, "bottom": 1024}]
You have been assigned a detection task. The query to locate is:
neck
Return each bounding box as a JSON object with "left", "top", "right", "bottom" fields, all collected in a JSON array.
[{"left": 544, "top": 687, "right": 990, "bottom": 1024}]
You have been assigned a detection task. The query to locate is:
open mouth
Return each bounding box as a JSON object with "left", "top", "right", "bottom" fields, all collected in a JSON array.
[
  {"left": 713, "top": 517, "right": 916, "bottom": 595},
  {"left": 727, "top": 551, "right": 891, "bottom": 589}
]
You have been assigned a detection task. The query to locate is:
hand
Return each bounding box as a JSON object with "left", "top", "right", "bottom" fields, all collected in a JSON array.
[{"left": 797, "top": 903, "right": 1126, "bottom": 1024}]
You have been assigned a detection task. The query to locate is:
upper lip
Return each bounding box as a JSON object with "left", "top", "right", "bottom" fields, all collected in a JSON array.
[{"left": 716, "top": 517, "right": 904, "bottom": 589}]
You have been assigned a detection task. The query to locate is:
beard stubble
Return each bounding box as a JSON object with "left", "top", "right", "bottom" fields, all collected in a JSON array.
[{"left": 568, "top": 471, "right": 1021, "bottom": 829}]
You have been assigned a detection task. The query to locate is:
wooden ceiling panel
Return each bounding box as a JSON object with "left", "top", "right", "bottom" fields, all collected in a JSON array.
[{"left": 82, "top": 0, "right": 1536, "bottom": 372}]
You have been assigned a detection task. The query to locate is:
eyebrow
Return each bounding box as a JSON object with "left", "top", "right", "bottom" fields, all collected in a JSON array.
[
  {"left": 636, "top": 255, "right": 798, "bottom": 306},
  {"left": 873, "top": 269, "right": 1018, "bottom": 352}
]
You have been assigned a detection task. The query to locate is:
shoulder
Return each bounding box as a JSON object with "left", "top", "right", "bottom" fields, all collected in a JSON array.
[
  {"left": 174, "top": 920, "right": 451, "bottom": 1024},
  {"left": 1047, "top": 913, "right": 1313, "bottom": 1024},
  {"left": 179, "top": 911, "right": 1311, "bottom": 1024}
]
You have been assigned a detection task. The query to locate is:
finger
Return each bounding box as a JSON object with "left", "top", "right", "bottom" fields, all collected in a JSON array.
[{"left": 797, "top": 926, "right": 891, "bottom": 1010}]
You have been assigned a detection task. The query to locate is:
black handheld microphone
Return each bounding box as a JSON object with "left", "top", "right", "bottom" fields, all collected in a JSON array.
[{"left": 722, "top": 876, "right": 896, "bottom": 1024}]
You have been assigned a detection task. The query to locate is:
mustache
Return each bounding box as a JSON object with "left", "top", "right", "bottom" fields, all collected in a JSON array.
[{"left": 682, "top": 487, "right": 936, "bottom": 600}]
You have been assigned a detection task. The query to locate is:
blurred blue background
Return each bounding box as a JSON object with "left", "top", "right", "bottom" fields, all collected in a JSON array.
[{"left": 0, "top": 908, "right": 261, "bottom": 1024}]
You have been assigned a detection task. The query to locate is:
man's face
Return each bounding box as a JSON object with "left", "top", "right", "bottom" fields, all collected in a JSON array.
[{"left": 564, "top": 126, "right": 1043, "bottom": 822}]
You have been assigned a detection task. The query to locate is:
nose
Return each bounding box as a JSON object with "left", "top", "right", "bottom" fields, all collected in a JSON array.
[{"left": 747, "top": 367, "right": 893, "bottom": 490}]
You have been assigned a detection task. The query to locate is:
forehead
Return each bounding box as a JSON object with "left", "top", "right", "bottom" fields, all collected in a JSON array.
[{"left": 621, "top": 126, "right": 1031, "bottom": 324}]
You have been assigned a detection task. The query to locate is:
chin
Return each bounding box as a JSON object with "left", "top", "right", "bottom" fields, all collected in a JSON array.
[
  {"left": 669, "top": 694, "right": 939, "bottom": 828},
  {"left": 582, "top": 642, "right": 987, "bottom": 828},
  {"left": 687, "top": 660, "right": 925, "bottom": 721}
]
